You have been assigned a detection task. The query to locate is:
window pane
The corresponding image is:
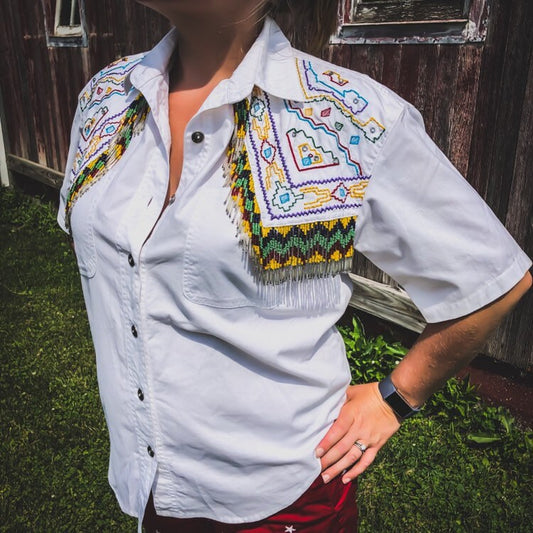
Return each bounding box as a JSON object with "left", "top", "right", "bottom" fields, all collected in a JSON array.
[
  {"left": 58, "top": 0, "right": 80, "bottom": 27},
  {"left": 70, "top": 0, "right": 80, "bottom": 26},
  {"left": 353, "top": 0, "right": 469, "bottom": 24}
]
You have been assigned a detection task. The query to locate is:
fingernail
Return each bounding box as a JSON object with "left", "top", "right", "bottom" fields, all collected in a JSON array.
[
  {"left": 322, "top": 474, "right": 330, "bottom": 483},
  {"left": 315, "top": 447, "right": 324, "bottom": 458},
  {"left": 342, "top": 476, "right": 350, "bottom": 485}
]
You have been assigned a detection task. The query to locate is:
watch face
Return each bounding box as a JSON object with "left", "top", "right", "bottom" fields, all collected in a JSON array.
[
  {"left": 386, "top": 391, "right": 416, "bottom": 419},
  {"left": 378, "top": 377, "right": 418, "bottom": 419}
]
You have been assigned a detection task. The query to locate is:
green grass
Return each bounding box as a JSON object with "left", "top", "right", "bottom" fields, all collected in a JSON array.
[
  {"left": 0, "top": 188, "right": 136, "bottom": 531},
  {"left": 0, "top": 187, "right": 531, "bottom": 532},
  {"left": 339, "top": 318, "right": 533, "bottom": 532}
]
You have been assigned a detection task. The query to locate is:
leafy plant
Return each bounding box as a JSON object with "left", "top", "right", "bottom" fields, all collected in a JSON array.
[
  {"left": 338, "top": 316, "right": 407, "bottom": 384},
  {"left": 424, "top": 374, "right": 480, "bottom": 421},
  {"left": 338, "top": 314, "right": 532, "bottom": 458}
]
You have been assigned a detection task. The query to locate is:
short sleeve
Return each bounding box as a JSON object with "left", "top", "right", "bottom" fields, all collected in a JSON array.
[
  {"left": 57, "top": 99, "right": 83, "bottom": 234},
  {"left": 354, "top": 104, "right": 531, "bottom": 323}
]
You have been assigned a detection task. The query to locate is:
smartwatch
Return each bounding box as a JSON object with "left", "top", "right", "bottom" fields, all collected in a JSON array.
[{"left": 378, "top": 374, "right": 421, "bottom": 420}]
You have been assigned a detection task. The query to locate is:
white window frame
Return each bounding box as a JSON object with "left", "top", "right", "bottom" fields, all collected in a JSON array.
[
  {"left": 54, "top": 0, "right": 82, "bottom": 37},
  {"left": 42, "top": 0, "right": 88, "bottom": 47},
  {"left": 332, "top": 0, "right": 490, "bottom": 44}
]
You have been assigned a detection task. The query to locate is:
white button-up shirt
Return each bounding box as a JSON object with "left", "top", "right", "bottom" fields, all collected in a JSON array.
[{"left": 58, "top": 18, "right": 531, "bottom": 529}]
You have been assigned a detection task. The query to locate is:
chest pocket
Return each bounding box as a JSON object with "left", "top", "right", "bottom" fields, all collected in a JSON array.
[
  {"left": 182, "top": 186, "right": 341, "bottom": 310},
  {"left": 69, "top": 195, "right": 97, "bottom": 278},
  {"left": 69, "top": 174, "right": 114, "bottom": 278}
]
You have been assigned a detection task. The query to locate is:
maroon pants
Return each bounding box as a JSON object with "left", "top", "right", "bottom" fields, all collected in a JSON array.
[{"left": 143, "top": 475, "right": 358, "bottom": 532}]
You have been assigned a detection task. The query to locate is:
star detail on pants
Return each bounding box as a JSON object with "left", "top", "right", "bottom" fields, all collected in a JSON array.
[{"left": 284, "top": 527, "right": 296, "bottom": 533}]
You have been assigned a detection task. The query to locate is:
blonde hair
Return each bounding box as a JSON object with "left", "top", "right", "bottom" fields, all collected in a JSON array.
[{"left": 264, "top": 0, "right": 339, "bottom": 55}]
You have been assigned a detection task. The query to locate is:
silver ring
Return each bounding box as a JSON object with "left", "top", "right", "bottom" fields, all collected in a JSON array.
[{"left": 353, "top": 441, "right": 367, "bottom": 453}]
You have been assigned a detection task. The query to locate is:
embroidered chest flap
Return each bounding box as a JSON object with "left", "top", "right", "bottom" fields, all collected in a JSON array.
[{"left": 224, "top": 59, "right": 389, "bottom": 283}]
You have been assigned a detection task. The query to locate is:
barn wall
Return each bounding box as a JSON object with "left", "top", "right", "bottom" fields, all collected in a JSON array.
[
  {"left": 325, "top": 0, "right": 533, "bottom": 368},
  {"left": 0, "top": 0, "right": 531, "bottom": 367},
  {"left": 0, "top": 0, "right": 169, "bottom": 173}
]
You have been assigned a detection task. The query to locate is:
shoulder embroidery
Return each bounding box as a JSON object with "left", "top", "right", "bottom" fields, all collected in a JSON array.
[
  {"left": 296, "top": 59, "right": 385, "bottom": 143},
  {"left": 224, "top": 92, "right": 356, "bottom": 283},
  {"left": 246, "top": 87, "right": 370, "bottom": 228},
  {"left": 72, "top": 56, "right": 145, "bottom": 179},
  {"left": 224, "top": 58, "right": 390, "bottom": 282},
  {"left": 65, "top": 56, "right": 149, "bottom": 232}
]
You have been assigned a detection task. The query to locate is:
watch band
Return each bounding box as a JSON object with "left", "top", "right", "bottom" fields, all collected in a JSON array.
[{"left": 378, "top": 374, "right": 421, "bottom": 420}]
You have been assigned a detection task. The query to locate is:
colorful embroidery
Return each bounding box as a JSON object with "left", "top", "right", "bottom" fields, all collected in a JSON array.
[
  {"left": 286, "top": 128, "right": 340, "bottom": 171},
  {"left": 247, "top": 88, "right": 369, "bottom": 228},
  {"left": 224, "top": 94, "right": 357, "bottom": 283},
  {"left": 65, "top": 56, "right": 148, "bottom": 232},
  {"left": 223, "top": 55, "right": 390, "bottom": 281},
  {"left": 296, "top": 60, "right": 386, "bottom": 143},
  {"left": 80, "top": 56, "right": 143, "bottom": 112},
  {"left": 285, "top": 101, "right": 362, "bottom": 174},
  {"left": 323, "top": 70, "right": 349, "bottom": 87},
  {"left": 65, "top": 94, "right": 150, "bottom": 232},
  {"left": 74, "top": 55, "right": 144, "bottom": 177}
]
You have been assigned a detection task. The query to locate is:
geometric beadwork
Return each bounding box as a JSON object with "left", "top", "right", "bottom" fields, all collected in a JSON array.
[
  {"left": 65, "top": 94, "right": 150, "bottom": 233},
  {"left": 224, "top": 94, "right": 356, "bottom": 284}
]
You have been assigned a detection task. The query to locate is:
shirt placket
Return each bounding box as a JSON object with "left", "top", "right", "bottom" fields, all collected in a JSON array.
[
  {"left": 112, "top": 79, "right": 173, "bottom": 512},
  {"left": 137, "top": 105, "right": 234, "bottom": 511}
]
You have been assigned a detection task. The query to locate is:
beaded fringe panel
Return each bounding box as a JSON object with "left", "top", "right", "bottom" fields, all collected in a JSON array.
[
  {"left": 223, "top": 91, "right": 356, "bottom": 285},
  {"left": 65, "top": 94, "right": 150, "bottom": 233}
]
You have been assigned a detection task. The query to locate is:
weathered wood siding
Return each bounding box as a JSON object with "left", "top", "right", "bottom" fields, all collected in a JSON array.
[
  {"left": 0, "top": 0, "right": 169, "bottom": 174},
  {"left": 325, "top": 0, "right": 533, "bottom": 368},
  {"left": 0, "top": 0, "right": 531, "bottom": 367}
]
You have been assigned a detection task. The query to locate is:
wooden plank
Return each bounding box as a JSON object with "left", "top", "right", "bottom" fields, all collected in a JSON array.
[
  {"left": 0, "top": 88, "right": 11, "bottom": 187},
  {"left": 483, "top": 0, "right": 533, "bottom": 221},
  {"left": 380, "top": 44, "right": 402, "bottom": 93},
  {"left": 482, "top": 0, "right": 533, "bottom": 370},
  {"left": 0, "top": 0, "right": 30, "bottom": 160},
  {"left": 430, "top": 44, "right": 460, "bottom": 155},
  {"left": 412, "top": 44, "right": 438, "bottom": 132},
  {"left": 448, "top": 44, "right": 482, "bottom": 174},
  {"left": 505, "top": 37, "right": 533, "bottom": 252},
  {"left": 397, "top": 43, "right": 420, "bottom": 104},
  {"left": 485, "top": 291, "right": 533, "bottom": 369},
  {"left": 467, "top": 0, "right": 511, "bottom": 197},
  {"left": 348, "top": 273, "right": 426, "bottom": 333},
  {"left": 7, "top": 154, "right": 63, "bottom": 189}
]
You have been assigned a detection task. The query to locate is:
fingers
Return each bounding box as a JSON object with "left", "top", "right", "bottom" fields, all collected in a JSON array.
[
  {"left": 321, "top": 442, "right": 366, "bottom": 483},
  {"left": 315, "top": 414, "right": 353, "bottom": 460},
  {"left": 314, "top": 383, "right": 402, "bottom": 484},
  {"left": 341, "top": 448, "right": 377, "bottom": 483},
  {"left": 319, "top": 429, "right": 359, "bottom": 471},
  {"left": 315, "top": 408, "right": 372, "bottom": 483}
]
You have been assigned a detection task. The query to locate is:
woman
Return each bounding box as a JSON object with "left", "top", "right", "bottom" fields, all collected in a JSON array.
[{"left": 57, "top": 1, "right": 532, "bottom": 531}]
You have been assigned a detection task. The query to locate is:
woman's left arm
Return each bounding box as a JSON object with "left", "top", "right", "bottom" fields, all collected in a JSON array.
[{"left": 316, "top": 271, "right": 532, "bottom": 484}]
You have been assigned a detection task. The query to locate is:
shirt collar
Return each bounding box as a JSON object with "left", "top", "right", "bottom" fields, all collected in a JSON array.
[
  {"left": 125, "top": 17, "right": 306, "bottom": 104},
  {"left": 125, "top": 27, "right": 178, "bottom": 94},
  {"left": 225, "top": 17, "right": 306, "bottom": 104}
]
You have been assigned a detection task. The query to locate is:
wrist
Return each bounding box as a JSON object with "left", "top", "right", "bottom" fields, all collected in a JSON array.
[{"left": 378, "top": 374, "right": 421, "bottom": 421}]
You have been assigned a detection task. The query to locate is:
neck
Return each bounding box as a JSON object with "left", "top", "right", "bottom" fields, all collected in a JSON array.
[{"left": 163, "top": 5, "right": 264, "bottom": 91}]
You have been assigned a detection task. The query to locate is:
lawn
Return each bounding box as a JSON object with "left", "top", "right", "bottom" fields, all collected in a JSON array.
[{"left": 0, "top": 187, "right": 531, "bottom": 532}]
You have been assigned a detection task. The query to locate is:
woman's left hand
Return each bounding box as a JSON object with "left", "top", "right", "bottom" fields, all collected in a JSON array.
[
  {"left": 315, "top": 382, "right": 401, "bottom": 484},
  {"left": 315, "top": 272, "right": 533, "bottom": 485}
]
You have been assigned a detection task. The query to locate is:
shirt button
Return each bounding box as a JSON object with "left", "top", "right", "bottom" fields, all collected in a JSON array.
[
  {"left": 131, "top": 325, "right": 138, "bottom": 337},
  {"left": 147, "top": 445, "right": 155, "bottom": 457},
  {"left": 137, "top": 388, "right": 144, "bottom": 401},
  {"left": 191, "top": 131, "right": 204, "bottom": 143},
  {"left": 128, "top": 253, "right": 135, "bottom": 267}
]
